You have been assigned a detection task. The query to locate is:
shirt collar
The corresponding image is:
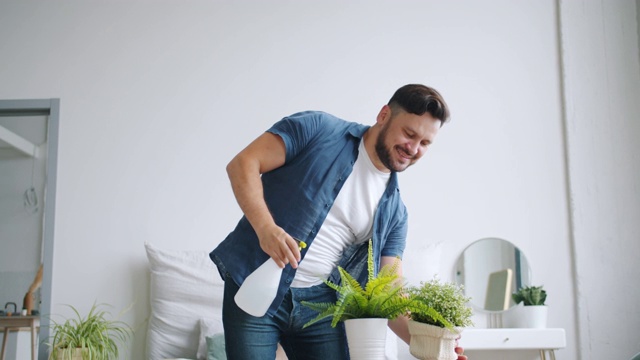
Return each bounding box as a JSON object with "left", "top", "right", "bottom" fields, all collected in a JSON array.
[{"left": 347, "top": 123, "right": 370, "bottom": 138}]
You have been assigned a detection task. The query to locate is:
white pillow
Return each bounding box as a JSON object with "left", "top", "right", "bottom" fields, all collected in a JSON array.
[
  {"left": 197, "top": 317, "right": 224, "bottom": 360},
  {"left": 145, "top": 242, "right": 225, "bottom": 360}
]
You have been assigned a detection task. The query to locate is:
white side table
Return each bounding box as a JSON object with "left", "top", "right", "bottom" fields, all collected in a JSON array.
[{"left": 459, "top": 328, "right": 566, "bottom": 360}]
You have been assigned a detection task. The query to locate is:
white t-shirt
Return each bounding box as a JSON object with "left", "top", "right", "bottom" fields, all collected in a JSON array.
[{"left": 291, "top": 140, "right": 390, "bottom": 288}]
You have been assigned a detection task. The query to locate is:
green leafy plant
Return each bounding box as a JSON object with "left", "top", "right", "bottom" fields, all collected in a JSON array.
[
  {"left": 302, "top": 240, "right": 447, "bottom": 329},
  {"left": 512, "top": 285, "right": 547, "bottom": 306},
  {"left": 407, "top": 277, "right": 474, "bottom": 328},
  {"left": 47, "top": 303, "right": 132, "bottom": 360}
]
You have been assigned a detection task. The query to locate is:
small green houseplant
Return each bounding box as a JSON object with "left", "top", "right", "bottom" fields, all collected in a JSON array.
[
  {"left": 507, "top": 285, "right": 548, "bottom": 328},
  {"left": 407, "top": 278, "right": 473, "bottom": 328},
  {"left": 512, "top": 285, "right": 547, "bottom": 306},
  {"left": 405, "top": 278, "right": 473, "bottom": 360},
  {"left": 47, "top": 303, "right": 132, "bottom": 360}
]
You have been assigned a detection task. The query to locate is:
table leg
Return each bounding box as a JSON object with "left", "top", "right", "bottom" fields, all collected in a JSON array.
[
  {"left": 1, "top": 329, "right": 8, "bottom": 360},
  {"left": 540, "top": 349, "right": 547, "bottom": 360},
  {"left": 30, "top": 320, "right": 37, "bottom": 360},
  {"left": 550, "top": 350, "right": 557, "bottom": 360}
]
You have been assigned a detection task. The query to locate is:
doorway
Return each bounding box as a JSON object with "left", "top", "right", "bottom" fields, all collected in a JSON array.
[{"left": 0, "top": 99, "right": 59, "bottom": 360}]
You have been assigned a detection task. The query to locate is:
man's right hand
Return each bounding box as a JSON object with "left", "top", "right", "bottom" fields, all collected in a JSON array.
[{"left": 256, "top": 225, "right": 301, "bottom": 269}]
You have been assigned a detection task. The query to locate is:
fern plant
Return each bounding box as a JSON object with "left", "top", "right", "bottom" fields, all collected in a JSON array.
[
  {"left": 302, "top": 240, "right": 448, "bottom": 329},
  {"left": 47, "top": 303, "right": 132, "bottom": 360},
  {"left": 512, "top": 285, "right": 547, "bottom": 306}
]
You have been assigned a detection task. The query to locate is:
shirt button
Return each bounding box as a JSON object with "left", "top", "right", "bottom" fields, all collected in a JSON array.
[
  {"left": 325, "top": 204, "right": 330, "bottom": 208},
  {"left": 285, "top": 278, "right": 291, "bottom": 284}
]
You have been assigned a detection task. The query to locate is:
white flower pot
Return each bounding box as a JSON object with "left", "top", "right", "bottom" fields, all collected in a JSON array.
[
  {"left": 344, "top": 318, "right": 388, "bottom": 360},
  {"left": 506, "top": 304, "right": 548, "bottom": 328},
  {"left": 408, "top": 320, "right": 461, "bottom": 360}
]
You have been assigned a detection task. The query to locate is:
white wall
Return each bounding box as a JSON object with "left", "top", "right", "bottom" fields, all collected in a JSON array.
[
  {"left": 559, "top": 1, "right": 640, "bottom": 359},
  {"left": 0, "top": 1, "right": 637, "bottom": 359}
]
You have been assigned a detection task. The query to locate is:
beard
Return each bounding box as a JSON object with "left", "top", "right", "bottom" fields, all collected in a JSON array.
[{"left": 374, "top": 123, "right": 412, "bottom": 173}]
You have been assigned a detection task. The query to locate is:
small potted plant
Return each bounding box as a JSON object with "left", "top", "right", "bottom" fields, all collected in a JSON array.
[
  {"left": 405, "top": 277, "right": 474, "bottom": 360},
  {"left": 508, "top": 285, "right": 548, "bottom": 328},
  {"left": 301, "top": 240, "right": 446, "bottom": 360},
  {"left": 512, "top": 285, "right": 547, "bottom": 306},
  {"left": 47, "top": 303, "right": 132, "bottom": 360}
]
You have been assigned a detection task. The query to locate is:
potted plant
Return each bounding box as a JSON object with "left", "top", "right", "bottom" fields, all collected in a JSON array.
[
  {"left": 301, "top": 240, "right": 446, "bottom": 359},
  {"left": 47, "top": 303, "right": 132, "bottom": 360},
  {"left": 508, "top": 285, "right": 548, "bottom": 328},
  {"left": 405, "top": 277, "right": 474, "bottom": 360},
  {"left": 512, "top": 285, "right": 547, "bottom": 306}
]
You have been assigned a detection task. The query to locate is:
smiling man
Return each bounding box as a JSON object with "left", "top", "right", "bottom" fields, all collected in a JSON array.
[{"left": 210, "top": 84, "right": 466, "bottom": 360}]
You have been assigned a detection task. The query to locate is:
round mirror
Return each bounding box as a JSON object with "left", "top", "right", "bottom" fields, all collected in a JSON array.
[{"left": 454, "top": 238, "right": 531, "bottom": 311}]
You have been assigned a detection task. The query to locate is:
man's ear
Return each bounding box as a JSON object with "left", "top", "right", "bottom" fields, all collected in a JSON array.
[{"left": 376, "top": 105, "right": 392, "bottom": 125}]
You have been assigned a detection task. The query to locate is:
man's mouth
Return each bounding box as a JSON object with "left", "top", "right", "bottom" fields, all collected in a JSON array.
[{"left": 395, "top": 147, "right": 413, "bottom": 161}]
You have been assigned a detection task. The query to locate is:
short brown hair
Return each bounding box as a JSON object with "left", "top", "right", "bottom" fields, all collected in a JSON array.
[{"left": 388, "top": 84, "right": 450, "bottom": 125}]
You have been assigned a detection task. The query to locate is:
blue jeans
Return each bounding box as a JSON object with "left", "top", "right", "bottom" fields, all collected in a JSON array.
[{"left": 222, "top": 274, "right": 349, "bottom": 360}]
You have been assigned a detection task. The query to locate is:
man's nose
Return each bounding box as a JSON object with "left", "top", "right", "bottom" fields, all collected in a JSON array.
[{"left": 405, "top": 142, "right": 419, "bottom": 156}]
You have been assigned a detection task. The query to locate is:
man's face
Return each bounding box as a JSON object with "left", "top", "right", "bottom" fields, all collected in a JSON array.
[{"left": 374, "top": 108, "right": 441, "bottom": 172}]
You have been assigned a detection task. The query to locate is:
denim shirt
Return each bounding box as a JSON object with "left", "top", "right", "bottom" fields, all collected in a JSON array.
[{"left": 210, "top": 111, "right": 408, "bottom": 316}]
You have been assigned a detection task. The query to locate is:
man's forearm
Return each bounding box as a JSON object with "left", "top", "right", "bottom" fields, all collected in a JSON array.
[
  {"left": 226, "top": 153, "right": 300, "bottom": 267},
  {"left": 389, "top": 314, "right": 411, "bottom": 344},
  {"left": 226, "top": 154, "right": 275, "bottom": 235}
]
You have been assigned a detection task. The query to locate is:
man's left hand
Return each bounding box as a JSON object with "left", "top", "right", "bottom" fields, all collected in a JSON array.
[{"left": 455, "top": 346, "right": 467, "bottom": 360}]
